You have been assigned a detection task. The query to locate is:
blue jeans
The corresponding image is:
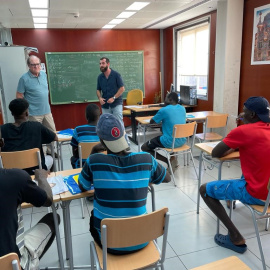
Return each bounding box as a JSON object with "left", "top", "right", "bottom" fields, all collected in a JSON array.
[{"left": 102, "top": 105, "right": 123, "bottom": 122}]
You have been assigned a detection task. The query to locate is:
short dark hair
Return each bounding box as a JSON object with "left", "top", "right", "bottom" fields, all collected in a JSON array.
[
  {"left": 85, "top": 104, "right": 100, "bottom": 122},
  {"left": 9, "top": 98, "right": 29, "bottom": 117},
  {"left": 100, "top": 57, "right": 110, "bottom": 64},
  {"left": 168, "top": 92, "right": 178, "bottom": 103}
]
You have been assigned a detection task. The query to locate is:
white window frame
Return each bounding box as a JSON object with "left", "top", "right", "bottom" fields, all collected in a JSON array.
[{"left": 173, "top": 16, "right": 211, "bottom": 101}]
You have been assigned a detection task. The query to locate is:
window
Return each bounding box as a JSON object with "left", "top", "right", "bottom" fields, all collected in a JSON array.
[{"left": 175, "top": 20, "right": 210, "bottom": 100}]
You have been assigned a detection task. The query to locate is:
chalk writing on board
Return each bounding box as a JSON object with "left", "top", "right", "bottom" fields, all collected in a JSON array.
[{"left": 45, "top": 51, "right": 145, "bottom": 105}]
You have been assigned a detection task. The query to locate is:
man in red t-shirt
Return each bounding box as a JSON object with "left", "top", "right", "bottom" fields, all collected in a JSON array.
[{"left": 200, "top": 96, "right": 270, "bottom": 254}]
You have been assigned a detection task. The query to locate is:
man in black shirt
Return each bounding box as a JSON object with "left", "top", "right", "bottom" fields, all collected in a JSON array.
[
  {"left": 1, "top": 98, "right": 58, "bottom": 174},
  {"left": 0, "top": 135, "right": 60, "bottom": 269}
]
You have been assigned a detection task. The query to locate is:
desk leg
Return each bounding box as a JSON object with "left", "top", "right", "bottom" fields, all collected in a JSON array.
[
  {"left": 129, "top": 111, "right": 138, "bottom": 145},
  {"left": 197, "top": 151, "right": 203, "bottom": 214},
  {"left": 62, "top": 201, "right": 74, "bottom": 270},
  {"left": 57, "top": 142, "right": 61, "bottom": 171},
  {"left": 137, "top": 123, "right": 141, "bottom": 152},
  {"left": 216, "top": 161, "right": 224, "bottom": 234},
  {"left": 51, "top": 203, "right": 65, "bottom": 270},
  {"left": 60, "top": 142, "right": 64, "bottom": 171},
  {"left": 61, "top": 202, "right": 70, "bottom": 261}
]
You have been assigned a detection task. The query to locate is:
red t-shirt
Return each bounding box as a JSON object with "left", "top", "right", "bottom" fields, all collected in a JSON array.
[{"left": 223, "top": 121, "right": 270, "bottom": 200}]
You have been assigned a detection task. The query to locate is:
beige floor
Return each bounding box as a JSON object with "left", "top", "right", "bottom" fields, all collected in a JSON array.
[{"left": 22, "top": 131, "right": 270, "bottom": 269}]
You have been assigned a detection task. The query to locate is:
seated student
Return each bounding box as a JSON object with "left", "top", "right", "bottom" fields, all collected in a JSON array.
[
  {"left": 70, "top": 103, "right": 100, "bottom": 169},
  {"left": 78, "top": 114, "right": 171, "bottom": 254},
  {"left": 141, "top": 92, "right": 186, "bottom": 172},
  {"left": 200, "top": 96, "right": 270, "bottom": 254},
  {"left": 0, "top": 98, "right": 57, "bottom": 174},
  {"left": 0, "top": 131, "right": 60, "bottom": 269}
]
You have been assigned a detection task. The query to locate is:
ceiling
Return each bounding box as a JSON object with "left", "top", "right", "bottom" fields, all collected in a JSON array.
[{"left": 0, "top": 0, "right": 222, "bottom": 30}]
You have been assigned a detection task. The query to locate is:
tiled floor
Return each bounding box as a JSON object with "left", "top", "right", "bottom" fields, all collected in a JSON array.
[{"left": 22, "top": 131, "right": 270, "bottom": 269}]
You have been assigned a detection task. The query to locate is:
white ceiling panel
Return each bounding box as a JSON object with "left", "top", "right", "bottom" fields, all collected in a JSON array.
[{"left": 0, "top": 0, "right": 219, "bottom": 30}]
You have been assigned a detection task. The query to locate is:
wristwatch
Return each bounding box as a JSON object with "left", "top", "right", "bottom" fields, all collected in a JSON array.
[{"left": 113, "top": 96, "right": 116, "bottom": 100}]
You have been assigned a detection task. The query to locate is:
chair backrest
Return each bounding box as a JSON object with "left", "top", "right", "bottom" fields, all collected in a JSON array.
[
  {"left": 0, "top": 148, "right": 42, "bottom": 169},
  {"left": 205, "top": 114, "right": 228, "bottom": 129},
  {"left": 78, "top": 142, "right": 106, "bottom": 168},
  {"left": 0, "top": 253, "right": 21, "bottom": 270},
  {"left": 171, "top": 121, "right": 197, "bottom": 150},
  {"left": 101, "top": 207, "right": 169, "bottom": 248},
  {"left": 126, "top": 89, "right": 143, "bottom": 106}
]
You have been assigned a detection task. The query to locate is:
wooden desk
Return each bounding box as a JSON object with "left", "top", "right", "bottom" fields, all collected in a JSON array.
[
  {"left": 135, "top": 111, "right": 220, "bottom": 151},
  {"left": 57, "top": 168, "right": 93, "bottom": 270},
  {"left": 56, "top": 134, "right": 72, "bottom": 171},
  {"left": 191, "top": 256, "right": 250, "bottom": 270},
  {"left": 125, "top": 104, "right": 197, "bottom": 145},
  {"left": 195, "top": 142, "right": 240, "bottom": 233}
]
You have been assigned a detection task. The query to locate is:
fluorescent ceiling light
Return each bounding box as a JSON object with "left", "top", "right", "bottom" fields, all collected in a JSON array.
[
  {"left": 34, "top": 23, "right": 47, "bottom": 28},
  {"left": 126, "top": 2, "right": 150, "bottom": 11},
  {"left": 29, "top": 0, "right": 48, "bottom": 8},
  {"left": 102, "top": 24, "right": 116, "bottom": 29},
  {"left": 108, "top": 19, "right": 125, "bottom": 25},
  {"left": 31, "top": 9, "right": 48, "bottom": 17},
  {"left": 117, "top": 11, "right": 136, "bottom": 19},
  {"left": 33, "top": 18, "right": 48, "bottom": 23}
]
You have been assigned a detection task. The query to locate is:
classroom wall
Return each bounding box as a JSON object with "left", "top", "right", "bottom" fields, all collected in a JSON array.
[
  {"left": 162, "top": 11, "right": 217, "bottom": 112},
  {"left": 239, "top": 0, "right": 270, "bottom": 108},
  {"left": 11, "top": 29, "right": 160, "bottom": 129}
]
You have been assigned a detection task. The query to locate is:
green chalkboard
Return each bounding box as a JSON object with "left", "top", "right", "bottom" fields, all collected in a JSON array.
[{"left": 45, "top": 51, "right": 144, "bottom": 105}]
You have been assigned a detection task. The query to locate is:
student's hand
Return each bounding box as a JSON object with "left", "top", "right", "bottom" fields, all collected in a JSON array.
[
  {"left": 34, "top": 169, "right": 49, "bottom": 181},
  {"left": 99, "top": 97, "right": 106, "bottom": 105}
]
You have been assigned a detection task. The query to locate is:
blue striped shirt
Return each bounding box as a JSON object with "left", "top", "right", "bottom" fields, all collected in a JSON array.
[
  {"left": 78, "top": 151, "right": 166, "bottom": 251},
  {"left": 70, "top": 124, "right": 99, "bottom": 168}
]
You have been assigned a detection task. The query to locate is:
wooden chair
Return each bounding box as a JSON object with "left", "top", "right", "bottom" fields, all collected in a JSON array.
[
  {"left": 90, "top": 207, "right": 169, "bottom": 270},
  {"left": 154, "top": 121, "right": 198, "bottom": 187},
  {"left": 0, "top": 148, "right": 42, "bottom": 169},
  {"left": 195, "top": 114, "right": 229, "bottom": 142},
  {"left": 239, "top": 178, "right": 270, "bottom": 270},
  {"left": 78, "top": 142, "right": 106, "bottom": 219},
  {"left": 0, "top": 253, "right": 21, "bottom": 270},
  {"left": 123, "top": 89, "right": 143, "bottom": 117},
  {"left": 190, "top": 256, "right": 250, "bottom": 270}
]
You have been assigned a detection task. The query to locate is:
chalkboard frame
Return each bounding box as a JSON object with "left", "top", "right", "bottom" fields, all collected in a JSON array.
[{"left": 45, "top": 51, "right": 145, "bottom": 105}]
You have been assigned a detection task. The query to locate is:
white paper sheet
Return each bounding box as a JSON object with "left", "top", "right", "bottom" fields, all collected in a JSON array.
[{"left": 204, "top": 141, "right": 221, "bottom": 148}]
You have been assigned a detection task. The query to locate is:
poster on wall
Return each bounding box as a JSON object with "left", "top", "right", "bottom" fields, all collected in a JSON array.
[{"left": 251, "top": 4, "right": 270, "bottom": 65}]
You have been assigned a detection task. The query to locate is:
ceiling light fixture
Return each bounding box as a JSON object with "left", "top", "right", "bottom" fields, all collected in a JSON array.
[
  {"left": 102, "top": 24, "right": 116, "bottom": 29},
  {"left": 108, "top": 19, "right": 125, "bottom": 25},
  {"left": 29, "top": 0, "right": 48, "bottom": 9},
  {"left": 34, "top": 23, "right": 47, "bottom": 28},
  {"left": 33, "top": 18, "right": 48, "bottom": 23},
  {"left": 126, "top": 2, "right": 150, "bottom": 11},
  {"left": 117, "top": 11, "right": 136, "bottom": 19},
  {"left": 31, "top": 9, "right": 48, "bottom": 17}
]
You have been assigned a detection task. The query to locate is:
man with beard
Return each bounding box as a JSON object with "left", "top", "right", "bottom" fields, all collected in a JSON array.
[{"left": 96, "top": 57, "right": 125, "bottom": 122}]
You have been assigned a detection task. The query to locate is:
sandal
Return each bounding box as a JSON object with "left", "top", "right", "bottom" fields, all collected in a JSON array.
[{"left": 214, "top": 234, "right": 247, "bottom": 254}]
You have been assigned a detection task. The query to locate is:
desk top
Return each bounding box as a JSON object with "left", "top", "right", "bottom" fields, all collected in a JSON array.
[
  {"left": 135, "top": 111, "right": 220, "bottom": 125},
  {"left": 195, "top": 142, "right": 240, "bottom": 161},
  {"left": 125, "top": 103, "right": 197, "bottom": 112},
  {"left": 55, "top": 168, "right": 94, "bottom": 201}
]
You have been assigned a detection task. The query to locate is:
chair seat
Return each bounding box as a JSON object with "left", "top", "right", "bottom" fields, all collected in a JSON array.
[
  {"left": 123, "top": 109, "right": 131, "bottom": 116},
  {"left": 249, "top": 204, "right": 270, "bottom": 213},
  {"left": 162, "top": 144, "right": 190, "bottom": 153},
  {"left": 94, "top": 241, "right": 160, "bottom": 270},
  {"left": 196, "top": 132, "right": 223, "bottom": 141}
]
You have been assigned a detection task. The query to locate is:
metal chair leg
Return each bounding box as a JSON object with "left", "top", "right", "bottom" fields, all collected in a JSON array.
[{"left": 80, "top": 198, "right": 85, "bottom": 219}]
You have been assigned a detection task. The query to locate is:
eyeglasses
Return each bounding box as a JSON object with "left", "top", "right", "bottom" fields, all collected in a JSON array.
[{"left": 30, "top": 63, "right": 41, "bottom": 67}]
